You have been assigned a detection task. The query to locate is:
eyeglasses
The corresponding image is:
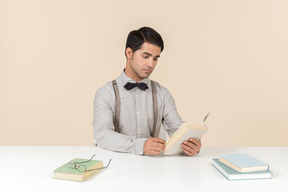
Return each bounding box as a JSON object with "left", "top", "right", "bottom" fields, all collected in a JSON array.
[{"left": 68, "top": 154, "right": 112, "bottom": 173}]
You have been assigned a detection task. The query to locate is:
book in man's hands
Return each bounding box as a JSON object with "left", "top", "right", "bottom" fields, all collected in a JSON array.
[
  {"left": 53, "top": 157, "right": 103, "bottom": 182},
  {"left": 212, "top": 158, "right": 272, "bottom": 180},
  {"left": 219, "top": 153, "right": 270, "bottom": 173},
  {"left": 163, "top": 113, "right": 209, "bottom": 155}
]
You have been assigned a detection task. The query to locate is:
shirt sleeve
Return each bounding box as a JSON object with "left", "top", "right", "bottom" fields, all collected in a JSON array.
[
  {"left": 160, "top": 87, "right": 184, "bottom": 137},
  {"left": 92, "top": 83, "right": 147, "bottom": 155}
]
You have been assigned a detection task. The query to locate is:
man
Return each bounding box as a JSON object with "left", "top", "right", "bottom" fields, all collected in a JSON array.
[{"left": 93, "top": 27, "right": 201, "bottom": 156}]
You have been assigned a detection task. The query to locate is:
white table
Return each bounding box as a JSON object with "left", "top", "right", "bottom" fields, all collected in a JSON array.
[{"left": 1, "top": 146, "right": 287, "bottom": 192}]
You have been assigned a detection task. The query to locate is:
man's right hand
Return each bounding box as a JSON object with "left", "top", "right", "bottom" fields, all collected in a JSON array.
[{"left": 143, "top": 137, "right": 166, "bottom": 155}]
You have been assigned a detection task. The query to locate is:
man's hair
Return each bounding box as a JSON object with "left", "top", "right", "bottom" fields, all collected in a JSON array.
[{"left": 125, "top": 27, "right": 164, "bottom": 56}]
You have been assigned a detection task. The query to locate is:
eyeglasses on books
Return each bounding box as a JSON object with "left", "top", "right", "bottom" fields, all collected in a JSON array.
[{"left": 68, "top": 154, "right": 112, "bottom": 173}]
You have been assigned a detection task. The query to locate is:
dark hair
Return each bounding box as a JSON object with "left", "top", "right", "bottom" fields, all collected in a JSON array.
[{"left": 125, "top": 27, "right": 164, "bottom": 56}]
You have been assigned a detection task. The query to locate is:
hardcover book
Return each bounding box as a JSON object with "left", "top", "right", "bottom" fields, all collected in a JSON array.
[
  {"left": 163, "top": 113, "right": 209, "bottom": 155},
  {"left": 219, "top": 153, "right": 269, "bottom": 173},
  {"left": 53, "top": 158, "right": 103, "bottom": 182},
  {"left": 212, "top": 158, "right": 272, "bottom": 180}
]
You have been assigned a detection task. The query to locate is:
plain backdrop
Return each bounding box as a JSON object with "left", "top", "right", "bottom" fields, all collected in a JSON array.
[{"left": 1, "top": 0, "right": 287, "bottom": 146}]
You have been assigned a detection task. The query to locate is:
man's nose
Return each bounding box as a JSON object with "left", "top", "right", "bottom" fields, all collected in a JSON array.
[{"left": 147, "top": 58, "right": 155, "bottom": 68}]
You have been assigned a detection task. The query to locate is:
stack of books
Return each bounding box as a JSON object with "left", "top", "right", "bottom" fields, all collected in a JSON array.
[{"left": 212, "top": 153, "right": 273, "bottom": 180}]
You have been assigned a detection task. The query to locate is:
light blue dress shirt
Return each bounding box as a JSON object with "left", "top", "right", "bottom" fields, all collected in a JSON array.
[{"left": 93, "top": 71, "right": 183, "bottom": 155}]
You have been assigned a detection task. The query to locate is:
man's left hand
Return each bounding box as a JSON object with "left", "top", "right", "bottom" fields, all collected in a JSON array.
[{"left": 181, "top": 138, "right": 202, "bottom": 156}]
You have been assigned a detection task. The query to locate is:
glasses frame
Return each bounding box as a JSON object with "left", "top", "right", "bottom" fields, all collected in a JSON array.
[{"left": 69, "top": 154, "right": 112, "bottom": 173}]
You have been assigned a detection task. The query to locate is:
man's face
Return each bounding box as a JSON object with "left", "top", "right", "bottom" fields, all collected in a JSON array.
[{"left": 125, "top": 42, "right": 161, "bottom": 82}]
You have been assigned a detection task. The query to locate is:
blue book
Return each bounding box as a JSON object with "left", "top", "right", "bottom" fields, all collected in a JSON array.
[
  {"left": 212, "top": 158, "right": 272, "bottom": 180},
  {"left": 219, "top": 153, "right": 269, "bottom": 173}
]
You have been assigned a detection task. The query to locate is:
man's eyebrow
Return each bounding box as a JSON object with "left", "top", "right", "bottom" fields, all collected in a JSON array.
[
  {"left": 143, "top": 52, "right": 152, "bottom": 56},
  {"left": 143, "top": 52, "right": 160, "bottom": 58}
]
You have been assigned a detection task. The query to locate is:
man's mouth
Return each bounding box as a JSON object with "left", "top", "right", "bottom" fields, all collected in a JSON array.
[{"left": 143, "top": 69, "right": 152, "bottom": 73}]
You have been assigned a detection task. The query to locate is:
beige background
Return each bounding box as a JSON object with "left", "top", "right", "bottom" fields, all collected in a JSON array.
[{"left": 1, "top": 0, "right": 287, "bottom": 146}]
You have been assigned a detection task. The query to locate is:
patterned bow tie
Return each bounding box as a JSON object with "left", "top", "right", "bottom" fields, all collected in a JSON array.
[{"left": 124, "top": 82, "right": 149, "bottom": 91}]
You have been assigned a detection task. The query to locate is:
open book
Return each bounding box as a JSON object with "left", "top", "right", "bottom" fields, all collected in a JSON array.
[{"left": 163, "top": 113, "right": 209, "bottom": 155}]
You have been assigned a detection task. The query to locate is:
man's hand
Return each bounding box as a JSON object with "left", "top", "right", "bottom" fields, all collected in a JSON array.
[
  {"left": 144, "top": 137, "right": 166, "bottom": 155},
  {"left": 181, "top": 138, "right": 202, "bottom": 156}
]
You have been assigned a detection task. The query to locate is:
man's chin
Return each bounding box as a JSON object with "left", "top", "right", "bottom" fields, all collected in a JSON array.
[
  {"left": 141, "top": 74, "right": 150, "bottom": 79},
  {"left": 144, "top": 71, "right": 153, "bottom": 77}
]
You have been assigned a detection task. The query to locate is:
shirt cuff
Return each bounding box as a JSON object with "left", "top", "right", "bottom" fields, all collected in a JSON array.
[{"left": 133, "top": 138, "right": 147, "bottom": 155}]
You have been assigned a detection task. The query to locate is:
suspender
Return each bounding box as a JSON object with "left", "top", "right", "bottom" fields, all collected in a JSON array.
[
  {"left": 112, "top": 80, "right": 159, "bottom": 137},
  {"left": 151, "top": 81, "right": 159, "bottom": 137},
  {"left": 112, "top": 80, "right": 121, "bottom": 133}
]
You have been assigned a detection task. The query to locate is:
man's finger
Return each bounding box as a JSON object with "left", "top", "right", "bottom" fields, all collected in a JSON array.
[
  {"left": 181, "top": 143, "right": 196, "bottom": 156},
  {"left": 181, "top": 145, "right": 195, "bottom": 156},
  {"left": 188, "top": 138, "right": 201, "bottom": 146},
  {"left": 144, "top": 137, "right": 166, "bottom": 155},
  {"left": 151, "top": 137, "right": 166, "bottom": 144}
]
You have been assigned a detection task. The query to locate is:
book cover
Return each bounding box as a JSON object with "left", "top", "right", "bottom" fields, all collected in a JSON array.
[
  {"left": 212, "top": 158, "right": 272, "bottom": 180},
  {"left": 163, "top": 113, "right": 209, "bottom": 155},
  {"left": 219, "top": 153, "right": 269, "bottom": 173},
  {"left": 53, "top": 158, "right": 103, "bottom": 182}
]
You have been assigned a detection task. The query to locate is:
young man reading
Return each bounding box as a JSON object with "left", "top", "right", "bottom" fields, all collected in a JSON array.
[{"left": 93, "top": 27, "right": 201, "bottom": 156}]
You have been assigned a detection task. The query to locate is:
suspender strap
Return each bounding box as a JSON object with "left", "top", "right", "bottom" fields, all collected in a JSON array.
[
  {"left": 112, "top": 80, "right": 159, "bottom": 137},
  {"left": 112, "top": 80, "right": 120, "bottom": 133},
  {"left": 151, "top": 81, "right": 159, "bottom": 137}
]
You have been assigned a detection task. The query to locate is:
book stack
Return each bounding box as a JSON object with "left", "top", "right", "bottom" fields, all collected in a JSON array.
[{"left": 212, "top": 153, "right": 272, "bottom": 180}]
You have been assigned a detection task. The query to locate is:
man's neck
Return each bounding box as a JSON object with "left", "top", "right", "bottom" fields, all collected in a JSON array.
[{"left": 123, "top": 67, "right": 144, "bottom": 82}]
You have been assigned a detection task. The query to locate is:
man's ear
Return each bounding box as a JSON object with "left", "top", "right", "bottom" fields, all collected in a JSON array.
[{"left": 125, "top": 47, "right": 133, "bottom": 59}]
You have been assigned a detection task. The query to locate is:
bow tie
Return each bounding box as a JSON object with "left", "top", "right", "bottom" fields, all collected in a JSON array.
[{"left": 124, "top": 82, "right": 149, "bottom": 91}]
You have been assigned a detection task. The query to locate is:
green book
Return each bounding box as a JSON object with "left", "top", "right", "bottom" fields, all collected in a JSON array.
[
  {"left": 53, "top": 158, "right": 103, "bottom": 182},
  {"left": 212, "top": 158, "right": 272, "bottom": 180}
]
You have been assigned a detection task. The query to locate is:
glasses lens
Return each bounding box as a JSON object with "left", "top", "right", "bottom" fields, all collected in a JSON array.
[
  {"left": 76, "top": 164, "right": 86, "bottom": 172},
  {"left": 69, "top": 161, "right": 76, "bottom": 168}
]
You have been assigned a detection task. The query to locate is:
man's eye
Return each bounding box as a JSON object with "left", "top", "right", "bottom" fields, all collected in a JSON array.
[
  {"left": 143, "top": 55, "right": 149, "bottom": 59},
  {"left": 153, "top": 58, "right": 158, "bottom": 61}
]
